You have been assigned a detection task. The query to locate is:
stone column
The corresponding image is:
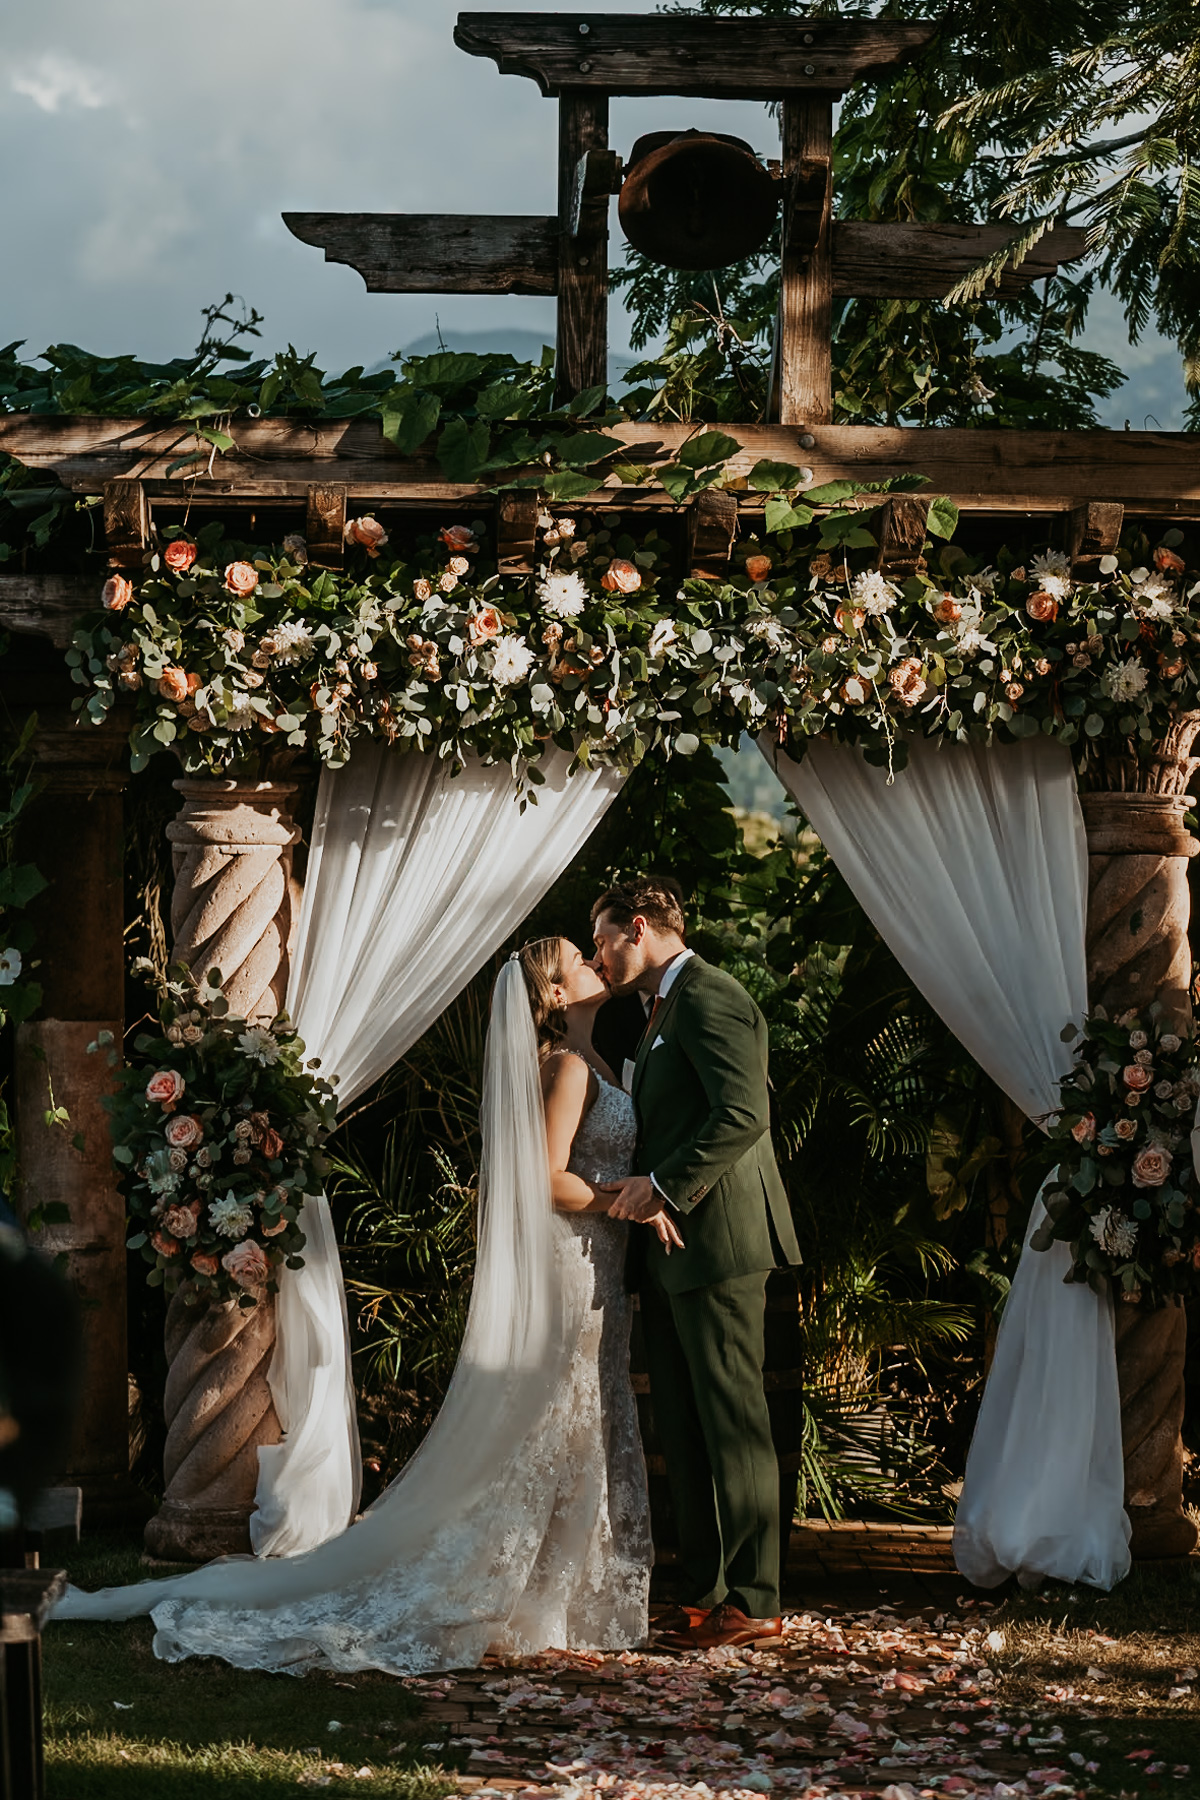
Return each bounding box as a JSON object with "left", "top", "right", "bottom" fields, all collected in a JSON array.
[
  {"left": 144, "top": 780, "right": 302, "bottom": 1560},
  {"left": 1081, "top": 726, "right": 1200, "bottom": 1560},
  {"left": 10, "top": 702, "right": 142, "bottom": 1524}
]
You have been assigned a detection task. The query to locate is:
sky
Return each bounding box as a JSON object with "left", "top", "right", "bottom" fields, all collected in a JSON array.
[{"left": 0, "top": 0, "right": 1187, "bottom": 426}]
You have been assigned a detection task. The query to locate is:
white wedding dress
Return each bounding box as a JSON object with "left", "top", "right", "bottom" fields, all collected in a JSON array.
[{"left": 56, "top": 972, "right": 652, "bottom": 1674}]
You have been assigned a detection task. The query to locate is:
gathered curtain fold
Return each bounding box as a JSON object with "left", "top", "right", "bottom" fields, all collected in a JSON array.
[
  {"left": 251, "top": 744, "right": 627, "bottom": 1557},
  {"left": 760, "top": 731, "right": 1130, "bottom": 1591}
]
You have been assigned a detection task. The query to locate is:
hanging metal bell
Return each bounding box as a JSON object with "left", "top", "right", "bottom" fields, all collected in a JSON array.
[{"left": 617, "top": 130, "right": 779, "bottom": 271}]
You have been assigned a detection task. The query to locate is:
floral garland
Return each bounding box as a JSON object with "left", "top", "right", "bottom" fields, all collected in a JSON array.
[
  {"left": 99, "top": 968, "right": 336, "bottom": 1307},
  {"left": 1035, "top": 1010, "right": 1200, "bottom": 1308},
  {"left": 66, "top": 497, "right": 1200, "bottom": 778}
]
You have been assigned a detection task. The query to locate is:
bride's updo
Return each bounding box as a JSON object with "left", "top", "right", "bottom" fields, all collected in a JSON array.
[{"left": 516, "top": 938, "right": 568, "bottom": 1059}]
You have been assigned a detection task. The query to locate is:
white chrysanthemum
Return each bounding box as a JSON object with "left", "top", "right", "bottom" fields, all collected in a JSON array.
[
  {"left": 1131, "top": 571, "right": 1177, "bottom": 620},
  {"left": 224, "top": 699, "right": 256, "bottom": 733},
  {"left": 538, "top": 570, "right": 588, "bottom": 619},
  {"left": 849, "top": 570, "right": 900, "bottom": 616},
  {"left": 747, "top": 615, "right": 790, "bottom": 653},
  {"left": 954, "top": 601, "right": 995, "bottom": 659},
  {"left": 269, "top": 620, "right": 318, "bottom": 666},
  {"left": 1031, "top": 550, "right": 1071, "bottom": 581},
  {"left": 237, "top": 1026, "right": 282, "bottom": 1067},
  {"left": 648, "top": 619, "right": 677, "bottom": 659},
  {"left": 1102, "top": 660, "right": 1150, "bottom": 703},
  {"left": 972, "top": 567, "right": 999, "bottom": 596},
  {"left": 491, "top": 635, "right": 536, "bottom": 687},
  {"left": 1089, "top": 1206, "right": 1138, "bottom": 1260},
  {"left": 208, "top": 1191, "right": 255, "bottom": 1240}
]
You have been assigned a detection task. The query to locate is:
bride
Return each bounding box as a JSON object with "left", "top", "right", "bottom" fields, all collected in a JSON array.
[{"left": 55, "top": 941, "right": 675, "bottom": 1673}]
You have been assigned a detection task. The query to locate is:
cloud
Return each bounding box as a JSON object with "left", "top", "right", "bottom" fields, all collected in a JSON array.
[{"left": 11, "top": 53, "right": 110, "bottom": 114}]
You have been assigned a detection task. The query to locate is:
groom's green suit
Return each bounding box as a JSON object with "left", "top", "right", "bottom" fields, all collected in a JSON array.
[{"left": 628, "top": 954, "right": 800, "bottom": 1620}]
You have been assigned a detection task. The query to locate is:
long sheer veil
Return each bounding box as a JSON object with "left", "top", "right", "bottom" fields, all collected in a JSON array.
[{"left": 55, "top": 959, "right": 574, "bottom": 1638}]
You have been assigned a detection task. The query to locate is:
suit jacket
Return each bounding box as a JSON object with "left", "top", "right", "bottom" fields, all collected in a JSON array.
[{"left": 628, "top": 955, "right": 801, "bottom": 1295}]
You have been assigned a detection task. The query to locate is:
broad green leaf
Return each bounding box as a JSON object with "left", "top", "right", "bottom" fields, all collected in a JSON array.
[
  {"left": 678, "top": 430, "right": 741, "bottom": 469},
  {"left": 541, "top": 468, "right": 601, "bottom": 502},
  {"left": 380, "top": 390, "right": 441, "bottom": 454},
  {"left": 747, "top": 459, "right": 804, "bottom": 492},
  {"left": 927, "top": 496, "right": 960, "bottom": 540},
  {"left": 436, "top": 416, "right": 491, "bottom": 482},
  {"left": 553, "top": 431, "right": 622, "bottom": 466}
]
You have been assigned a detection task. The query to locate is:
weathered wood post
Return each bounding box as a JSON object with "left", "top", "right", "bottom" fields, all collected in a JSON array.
[
  {"left": 143, "top": 779, "right": 303, "bottom": 1560},
  {"left": 1081, "top": 713, "right": 1200, "bottom": 1560}
]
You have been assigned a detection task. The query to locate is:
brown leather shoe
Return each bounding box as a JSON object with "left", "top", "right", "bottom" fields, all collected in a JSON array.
[
  {"left": 650, "top": 1603, "right": 711, "bottom": 1642},
  {"left": 679, "top": 1602, "right": 783, "bottom": 1650}
]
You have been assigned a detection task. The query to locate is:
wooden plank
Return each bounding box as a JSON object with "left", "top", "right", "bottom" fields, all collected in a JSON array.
[
  {"left": 453, "top": 14, "right": 937, "bottom": 98},
  {"left": 556, "top": 90, "right": 609, "bottom": 404},
  {"left": 306, "top": 483, "right": 347, "bottom": 569},
  {"left": 833, "top": 220, "right": 1090, "bottom": 298},
  {"left": 0, "top": 574, "right": 95, "bottom": 648},
  {"left": 779, "top": 97, "right": 832, "bottom": 426},
  {"left": 5, "top": 416, "right": 1200, "bottom": 514},
  {"left": 497, "top": 492, "right": 540, "bottom": 575},
  {"left": 281, "top": 212, "right": 559, "bottom": 296},
  {"left": 1069, "top": 499, "right": 1124, "bottom": 576},
  {"left": 102, "top": 478, "right": 148, "bottom": 568},
  {"left": 687, "top": 488, "right": 739, "bottom": 577},
  {"left": 876, "top": 495, "right": 930, "bottom": 577}
]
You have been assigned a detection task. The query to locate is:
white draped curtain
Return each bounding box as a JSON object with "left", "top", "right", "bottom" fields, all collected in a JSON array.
[
  {"left": 761, "top": 731, "right": 1130, "bottom": 1590},
  {"left": 252, "top": 743, "right": 626, "bottom": 1557}
]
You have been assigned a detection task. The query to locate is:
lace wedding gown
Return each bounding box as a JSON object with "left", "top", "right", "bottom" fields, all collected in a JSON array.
[{"left": 59, "top": 1064, "right": 652, "bottom": 1676}]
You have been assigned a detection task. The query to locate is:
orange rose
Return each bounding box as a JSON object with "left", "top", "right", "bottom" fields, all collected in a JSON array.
[
  {"left": 836, "top": 605, "right": 866, "bottom": 634},
  {"left": 1154, "top": 546, "right": 1186, "bottom": 574},
  {"left": 440, "top": 525, "right": 476, "bottom": 554},
  {"left": 258, "top": 1128, "right": 285, "bottom": 1161},
  {"left": 151, "top": 1230, "right": 181, "bottom": 1258},
  {"left": 467, "top": 605, "right": 502, "bottom": 646},
  {"left": 745, "top": 555, "right": 772, "bottom": 583},
  {"left": 1070, "top": 1113, "right": 1096, "bottom": 1145},
  {"left": 157, "top": 667, "right": 190, "bottom": 704},
  {"left": 344, "top": 516, "right": 389, "bottom": 557},
  {"left": 223, "top": 561, "right": 259, "bottom": 597},
  {"left": 1123, "top": 1064, "right": 1153, "bottom": 1091},
  {"left": 1159, "top": 655, "right": 1185, "bottom": 679},
  {"left": 932, "top": 596, "right": 961, "bottom": 627},
  {"left": 600, "top": 558, "right": 642, "bottom": 595},
  {"left": 261, "top": 1213, "right": 288, "bottom": 1237},
  {"left": 102, "top": 574, "right": 134, "bottom": 611},
  {"left": 190, "top": 1251, "right": 220, "bottom": 1277},
  {"left": 163, "top": 539, "right": 197, "bottom": 573},
  {"left": 1026, "top": 592, "right": 1058, "bottom": 623}
]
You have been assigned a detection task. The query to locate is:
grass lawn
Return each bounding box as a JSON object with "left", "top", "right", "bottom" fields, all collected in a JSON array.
[{"left": 42, "top": 1532, "right": 455, "bottom": 1799}]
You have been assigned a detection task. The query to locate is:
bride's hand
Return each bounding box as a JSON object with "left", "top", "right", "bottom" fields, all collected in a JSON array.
[{"left": 650, "top": 1207, "right": 684, "bottom": 1254}]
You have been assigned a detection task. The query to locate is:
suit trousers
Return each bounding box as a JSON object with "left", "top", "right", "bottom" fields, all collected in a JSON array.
[{"left": 640, "top": 1265, "right": 780, "bottom": 1620}]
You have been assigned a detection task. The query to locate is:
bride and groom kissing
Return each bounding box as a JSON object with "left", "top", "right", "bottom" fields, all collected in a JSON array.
[{"left": 57, "top": 876, "right": 801, "bottom": 1676}]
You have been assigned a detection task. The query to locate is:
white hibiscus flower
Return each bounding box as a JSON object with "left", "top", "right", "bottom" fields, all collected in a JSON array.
[
  {"left": 491, "top": 635, "right": 536, "bottom": 687},
  {"left": 538, "top": 570, "right": 588, "bottom": 619}
]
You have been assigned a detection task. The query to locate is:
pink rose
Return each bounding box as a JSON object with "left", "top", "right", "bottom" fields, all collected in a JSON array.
[
  {"left": 440, "top": 524, "right": 476, "bottom": 554},
  {"left": 344, "top": 516, "right": 389, "bottom": 557},
  {"left": 163, "top": 539, "right": 198, "bottom": 573},
  {"left": 1123, "top": 1064, "right": 1153, "bottom": 1091},
  {"left": 932, "top": 596, "right": 961, "bottom": 626},
  {"left": 887, "top": 658, "right": 926, "bottom": 706},
  {"left": 745, "top": 555, "right": 772, "bottom": 584},
  {"left": 162, "top": 1202, "right": 201, "bottom": 1239},
  {"left": 102, "top": 574, "right": 134, "bottom": 611},
  {"left": 601, "top": 558, "right": 642, "bottom": 595},
  {"left": 191, "top": 1251, "right": 220, "bottom": 1277},
  {"left": 1026, "top": 591, "right": 1059, "bottom": 624},
  {"left": 146, "top": 1068, "right": 186, "bottom": 1110},
  {"left": 1131, "top": 1144, "right": 1172, "bottom": 1188},
  {"left": 164, "top": 1113, "right": 204, "bottom": 1150},
  {"left": 467, "top": 605, "right": 502, "bottom": 646},
  {"left": 224, "top": 561, "right": 260, "bottom": 597},
  {"left": 157, "top": 666, "right": 191, "bottom": 704},
  {"left": 1070, "top": 1113, "right": 1096, "bottom": 1145},
  {"left": 222, "top": 1239, "right": 269, "bottom": 1290},
  {"left": 1114, "top": 1117, "right": 1137, "bottom": 1140},
  {"left": 151, "top": 1230, "right": 181, "bottom": 1258}
]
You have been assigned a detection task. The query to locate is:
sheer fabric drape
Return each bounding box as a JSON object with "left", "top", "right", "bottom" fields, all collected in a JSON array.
[
  {"left": 253, "top": 744, "right": 626, "bottom": 1555},
  {"left": 761, "top": 732, "right": 1130, "bottom": 1590}
]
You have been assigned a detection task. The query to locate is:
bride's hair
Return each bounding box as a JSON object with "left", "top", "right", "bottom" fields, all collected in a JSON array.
[{"left": 515, "top": 938, "right": 568, "bottom": 1059}]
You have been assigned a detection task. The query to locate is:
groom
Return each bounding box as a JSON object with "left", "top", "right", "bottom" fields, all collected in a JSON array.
[{"left": 593, "top": 876, "right": 801, "bottom": 1650}]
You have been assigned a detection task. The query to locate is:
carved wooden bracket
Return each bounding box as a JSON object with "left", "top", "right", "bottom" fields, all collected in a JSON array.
[
  {"left": 497, "top": 492, "right": 540, "bottom": 576},
  {"left": 569, "top": 148, "right": 623, "bottom": 237},
  {"left": 875, "top": 495, "right": 931, "bottom": 578},
  {"left": 306, "top": 483, "right": 347, "bottom": 570},
  {"left": 103, "top": 479, "right": 149, "bottom": 569},
  {"left": 688, "top": 488, "right": 739, "bottom": 578},
  {"left": 1069, "top": 499, "right": 1124, "bottom": 577}
]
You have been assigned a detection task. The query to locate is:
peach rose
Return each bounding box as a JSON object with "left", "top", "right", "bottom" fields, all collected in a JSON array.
[
  {"left": 440, "top": 525, "right": 476, "bottom": 554},
  {"left": 447, "top": 554, "right": 470, "bottom": 578},
  {"left": 413, "top": 577, "right": 433, "bottom": 602},
  {"left": 190, "top": 1251, "right": 220, "bottom": 1277},
  {"left": 151, "top": 1230, "right": 181, "bottom": 1258},
  {"left": 1026, "top": 591, "right": 1059, "bottom": 624},
  {"left": 840, "top": 675, "right": 869, "bottom": 706},
  {"left": 1155, "top": 545, "right": 1186, "bottom": 574},
  {"left": 932, "top": 596, "right": 961, "bottom": 627},
  {"left": 163, "top": 539, "right": 197, "bottom": 573},
  {"left": 1114, "top": 1117, "right": 1137, "bottom": 1140},
  {"left": 157, "top": 667, "right": 190, "bottom": 704},
  {"left": 600, "top": 558, "right": 642, "bottom": 595},
  {"left": 467, "top": 605, "right": 502, "bottom": 646},
  {"left": 836, "top": 605, "right": 866, "bottom": 634},
  {"left": 1159, "top": 655, "right": 1185, "bottom": 679},
  {"left": 344, "top": 516, "right": 389, "bottom": 557},
  {"left": 888, "top": 658, "right": 926, "bottom": 706},
  {"left": 102, "top": 574, "right": 134, "bottom": 611},
  {"left": 224, "top": 561, "right": 259, "bottom": 597},
  {"left": 261, "top": 1212, "right": 288, "bottom": 1236},
  {"left": 1005, "top": 681, "right": 1025, "bottom": 703},
  {"left": 164, "top": 1113, "right": 204, "bottom": 1150},
  {"left": 146, "top": 1068, "right": 186, "bottom": 1109},
  {"left": 1123, "top": 1064, "right": 1153, "bottom": 1091},
  {"left": 1070, "top": 1113, "right": 1096, "bottom": 1145},
  {"left": 222, "top": 1239, "right": 270, "bottom": 1290},
  {"left": 162, "top": 1202, "right": 201, "bottom": 1239},
  {"left": 745, "top": 554, "right": 772, "bottom": 583},
  {"left": 258, "top": 1128, "right": 285, "bottom": 1161},
  {"left": 1131, "top": 1144, "right": 1172, "bottom": 1188}
]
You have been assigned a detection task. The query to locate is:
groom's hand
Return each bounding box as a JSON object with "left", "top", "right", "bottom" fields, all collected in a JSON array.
[{"left": 605, "top": 1176, "right": 661, "bottom": 1222}]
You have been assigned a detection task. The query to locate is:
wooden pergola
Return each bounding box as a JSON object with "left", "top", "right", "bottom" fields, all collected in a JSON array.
[{"left": 3, "top": 8, "right": 1198, "bottom": 1547}]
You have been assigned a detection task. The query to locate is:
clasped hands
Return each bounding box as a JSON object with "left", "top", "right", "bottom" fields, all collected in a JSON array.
[{"left": 600, "top": 1175, "right": 684, "bottom": 1253}]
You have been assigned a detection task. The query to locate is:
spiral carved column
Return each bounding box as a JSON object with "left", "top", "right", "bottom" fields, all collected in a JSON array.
[
  {"left": 147, "top": 779, "right": 303, "bottom": 1559},
  {"left": 1082, "top": 741, "right": 1200, "bottom": 1560}
]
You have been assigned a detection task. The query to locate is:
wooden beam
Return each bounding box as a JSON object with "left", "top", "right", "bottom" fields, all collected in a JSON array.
[
  {"left": 1069, "top": 500, "right": 1125, "bottom": 577},
  {"left": 102, "top": 478, "right": 148, "bottom": 569},
  {"left": 281, "top": 213, "right": 559, "bottom": 296},
  {"left": 832, "top": 221, "right": 1089, "bottom": 299},
  {"left": 0, "top": 574, "right": 95, "bottom": 648},
  {"left": 5, "top": 417, "right": 1200, "bottom": 516},
  {"left": 569, "top": 148, "right": 623, "bottom": 238},
  {"left": 687, "top": 488, "right": 739, "bottom": 578},
  {"left": 556, "top": 90, "right": 609, "bottom": 404},
  {"left": 779, "top": 97, "right": 832, "bottom": 426},
  {"left": 875, "top": 496, "right": 930, "bottom": 578},
  {"left": 497, "top": 492, "right": 540, "bottom": 575},
  {"left": 453, "top": 14, "right": 937, "bottom": 98},
  {"left": 306, "top": 483, "right": 347, "bottom": 570}
]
